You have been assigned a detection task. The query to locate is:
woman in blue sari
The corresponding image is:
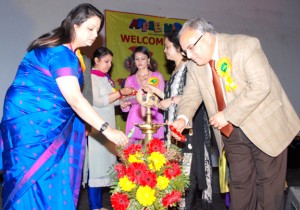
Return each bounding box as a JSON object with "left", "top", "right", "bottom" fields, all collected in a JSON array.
[{"left": 0, "top": 3, "right": 128, "bottom": 210}]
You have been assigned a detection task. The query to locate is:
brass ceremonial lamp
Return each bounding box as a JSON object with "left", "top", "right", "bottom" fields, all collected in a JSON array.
[{"left": 134, "top": 89, "right": 164, "bottom": 144}]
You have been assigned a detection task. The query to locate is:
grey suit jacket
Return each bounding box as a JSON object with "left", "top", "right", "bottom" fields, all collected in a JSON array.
[{"left": 178, "top": 33, "right": 300, "bottom": 157}]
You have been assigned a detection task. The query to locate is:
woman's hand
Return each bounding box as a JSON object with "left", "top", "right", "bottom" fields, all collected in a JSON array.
[
  {"left": 158, "top": 96, "right": 180, "bottom": 110},
  {"left": 141, "top": 84, "right": 153, "bottom": 93},
  {"left": 158, "top": 98, "right": 172, "bottom": 110},
  {"left": 102, "top": 127, "right": 128, "bottom": 146},
  {"left": 141, "top": 84, "right": 164, "bottom": 99},
  {"left": 120, "top": 100, "right": 131, "bottom": 109},
  {"left": 120, "top": 87, "right": 134, "bottom": 96}
]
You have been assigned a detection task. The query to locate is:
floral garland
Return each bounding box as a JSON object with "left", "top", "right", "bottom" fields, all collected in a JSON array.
[
  {"left": 216, "top": 57, "right": 237, "bottom": 92},
  {"left": 110, "top": 138, "right": 189, "bottom": 210}
]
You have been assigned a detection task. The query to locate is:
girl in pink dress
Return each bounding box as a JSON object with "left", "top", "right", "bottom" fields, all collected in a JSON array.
[{"left": 121, "top": 46, "right": 165, "bottom": 143}]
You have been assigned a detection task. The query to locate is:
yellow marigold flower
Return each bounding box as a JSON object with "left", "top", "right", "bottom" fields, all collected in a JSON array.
[
  {"left": 128, "top": 152, "right": 143, "bottom": 163},
  {"left": 136, "top": 186, "right": 156, "bottom": 206},
  {"left": 119, "top": 176, "right": 136, "bottom": 192},
  {"left": 148, "top": 152, "right": 166, "bottom": 171},
  {"left": 157, "top": 175, "right": 170, "bottom": 190}
]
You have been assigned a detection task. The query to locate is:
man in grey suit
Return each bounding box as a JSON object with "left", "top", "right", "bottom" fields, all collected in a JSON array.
[{"left": 171, "top": 18, "right": 300, "bottom": 210}]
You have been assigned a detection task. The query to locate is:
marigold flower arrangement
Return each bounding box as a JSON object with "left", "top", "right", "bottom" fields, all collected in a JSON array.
[{"left": 110, "top": 138, "right": 190, "bottom": 210}]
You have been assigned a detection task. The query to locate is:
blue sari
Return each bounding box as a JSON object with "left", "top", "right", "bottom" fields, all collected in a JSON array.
[{"left": 0, "top": 46, "right": 86, "bottom": 209}]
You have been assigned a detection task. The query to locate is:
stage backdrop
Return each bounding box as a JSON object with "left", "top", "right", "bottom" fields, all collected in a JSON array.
[{"left": 105, "top": 10, "right": 186, "bottom": 131}]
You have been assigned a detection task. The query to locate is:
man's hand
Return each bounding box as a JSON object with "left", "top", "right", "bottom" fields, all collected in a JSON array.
[
  {"left": 170, "top": 118, "right": 186, "bottom": 141},
  {"left": 209, "top": 111, "right": 229, "bottom": 130}
]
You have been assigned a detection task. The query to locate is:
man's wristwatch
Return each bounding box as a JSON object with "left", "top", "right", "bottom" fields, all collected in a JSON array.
[{"left": 99, "top": 122, "right": 109, "bottom": 133}]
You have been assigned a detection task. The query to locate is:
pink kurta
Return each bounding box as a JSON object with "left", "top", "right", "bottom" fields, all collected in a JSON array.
[{"left": 122, "top": 71, "right": 165, "bottom": 143}]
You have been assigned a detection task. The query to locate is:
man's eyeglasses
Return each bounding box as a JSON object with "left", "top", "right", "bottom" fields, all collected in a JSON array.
[{"left": 181, "top": 34, "right": 203, "bottom": 57}]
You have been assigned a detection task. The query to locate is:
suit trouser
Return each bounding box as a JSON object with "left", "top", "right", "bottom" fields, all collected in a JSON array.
[{"left": 223, "top": 127, "right": 287, "bottom": 210}]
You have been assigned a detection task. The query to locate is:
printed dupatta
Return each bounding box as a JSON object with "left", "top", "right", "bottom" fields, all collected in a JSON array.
[{"left": 91, "top": 70, "right": 116, "bottom": 91}]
